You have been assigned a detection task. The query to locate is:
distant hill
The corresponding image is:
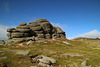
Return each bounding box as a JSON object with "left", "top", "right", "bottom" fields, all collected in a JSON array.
[{"left": 72, "top": 37, "right": 100, "bottom": 40}]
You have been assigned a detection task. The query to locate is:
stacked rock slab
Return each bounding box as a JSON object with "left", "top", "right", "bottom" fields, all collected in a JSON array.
[
  {"left": 7, "top": 23, "right": 31, "bottom": 39},
  {"left": 36, "top": 19, "right": 53, "bottom": 39},
  {"left": 7, "top": 19, "right": 66, "bottom": 41},
  {"left": 28, "top": 21, "right": 44, "bottom": 39}
]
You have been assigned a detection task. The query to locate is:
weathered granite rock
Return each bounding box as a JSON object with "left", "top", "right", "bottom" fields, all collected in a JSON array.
[
  {"left": 7, "top": 19, "right": 66, "bottom": 41},
  {"left": 31, "top": 55, "right": 56, "bottom": 67}
]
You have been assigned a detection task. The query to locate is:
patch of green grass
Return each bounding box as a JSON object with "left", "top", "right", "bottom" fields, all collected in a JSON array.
[{"left": 1, "top": 39, "right": 100, "bottom": 67}]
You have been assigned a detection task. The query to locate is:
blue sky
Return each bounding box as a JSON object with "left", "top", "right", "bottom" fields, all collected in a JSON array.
[{"left": 0, "top": 0, "right": 100, "bottom": 40}]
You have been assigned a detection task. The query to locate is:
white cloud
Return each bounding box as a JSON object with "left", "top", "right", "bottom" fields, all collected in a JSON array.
[
  {"left": 67, "top": 30, "right": 100, "bottom": 40},
  {"left": 0, "top": 24, "right": 16, "bottom": 40},
  {"left": 80, "top": 30, "right": 100, "bottom": 38}
]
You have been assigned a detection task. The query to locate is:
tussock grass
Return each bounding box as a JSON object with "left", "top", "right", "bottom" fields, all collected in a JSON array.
[{"left": 0, "top": 38, "right": 100, "bottom": 67}]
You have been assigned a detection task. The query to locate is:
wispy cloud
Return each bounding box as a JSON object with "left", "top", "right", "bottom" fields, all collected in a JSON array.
[
  {"left": 3, "top": 2, "right": 10, "bottom": 12},
  {"left": 51, "top": 22, "right": 67, "bottom": 30},
  {"left": 0, "top": 24, "right": 16, "bottom": 40},
  {"left": 67, "top": 30, "right": 100, "bottom": 40}
]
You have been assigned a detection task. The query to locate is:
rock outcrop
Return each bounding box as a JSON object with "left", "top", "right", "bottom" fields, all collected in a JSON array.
[{"left": 7, "top": 19, "right": 66, "bottom": 41}]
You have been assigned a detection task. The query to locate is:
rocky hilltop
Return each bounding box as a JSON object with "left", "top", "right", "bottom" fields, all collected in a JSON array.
[
  {"left": 7, "top": 19, "right": 66, "bottom": 41},
  {"left": 1, "top": 19, "right": 100, "bottom": 67}
]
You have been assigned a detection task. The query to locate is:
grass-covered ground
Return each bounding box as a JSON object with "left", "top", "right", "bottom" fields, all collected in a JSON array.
[{"left": 0, "top": 38, "right": 100, "bottom": 67}]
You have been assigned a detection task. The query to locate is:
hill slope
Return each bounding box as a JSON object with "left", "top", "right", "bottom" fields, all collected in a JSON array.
[{"left": 0, "top": 38, "right": 100, "bottom": 67}]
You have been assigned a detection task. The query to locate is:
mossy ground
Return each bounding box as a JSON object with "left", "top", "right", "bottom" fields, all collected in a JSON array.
[{"left": 0, "top": 38, "right": 100, "bottom": 67}]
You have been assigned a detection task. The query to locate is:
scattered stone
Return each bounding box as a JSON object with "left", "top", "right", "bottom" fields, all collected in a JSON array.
[
  {"left": 62, "top": 53, "right": 83, "bottom": 57},
  {"left": 0, "top": 50, "right": 18, "bottom": 53},
  {"left": 63, "top": 41, "right": 71, "bottom": 45},
  {"left": 81, "top": 61, "right": 92, "bottom": 67},
  {"left": 18, "top": 43, "right": 24, "bottom": 46},
  {"left": 81, "top": 61, "right": 87, "bottom": 67},
  {"left": 31, "top": 55, "right": 56, "bottom": 67},
  {"left": 0, "top": 56, "right": 7, "bottom": 59},
  {"left": 38, "top": 62, "right": 47, "bottom": 66},
  {"left": 30, "top": 66, "right": 37, "bottom": 67},
  {"left": 0, "top": 51, "right": 5, "bottom": 52},
  {"left": 43, "top": 42, "right": 48, "bottom": 43},
  {"left": 39, "top": 55, "right": 56, "bottom": 63},
  {"left": 16, "top": 51, "right": 29, "bottom": 55},
  {"left": 8, "top": 50, "right": 18, "bottom": 52},
  {"left": 27, "top": 40, "right": 34, "bottom": 45},
  {"left": 52, "top": 38, "right": 56, "bottom": 41}
]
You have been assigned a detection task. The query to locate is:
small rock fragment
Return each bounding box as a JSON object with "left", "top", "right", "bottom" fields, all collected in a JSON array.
[
  {"left": 16, "top": 51, "right": 29, "bottom": 55},
  {"left": 27, "top": 40, "right": 33, "bottom": 45},
  {"left": 63, "top": 41, "right": 71, "bottom": 45}
]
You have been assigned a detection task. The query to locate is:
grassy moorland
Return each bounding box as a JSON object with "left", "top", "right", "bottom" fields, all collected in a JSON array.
[{"left": 0, "top": 38, "right": 100, "bottom": 67}]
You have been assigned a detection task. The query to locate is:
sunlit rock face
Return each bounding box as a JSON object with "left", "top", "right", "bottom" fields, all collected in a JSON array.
[{"left": 7, "top": 19, "right": 66, "bottom": 41}]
